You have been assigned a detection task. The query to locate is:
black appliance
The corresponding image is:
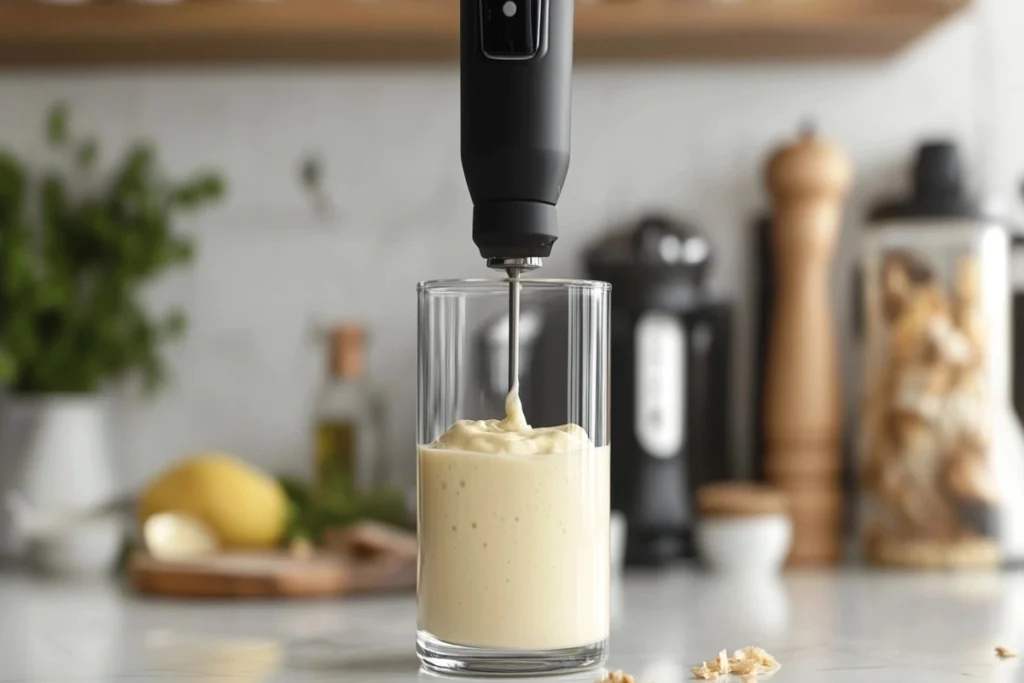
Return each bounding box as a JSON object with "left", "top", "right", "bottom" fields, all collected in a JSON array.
[
  {"left": 586, "top": 215, "right": 733, "bottom": 566},
  {"left": 460, "top": 0, "right": 575, "bottom": 394},
  {"left": 461, "top": 0, "right": 573, "bottom": 270}
]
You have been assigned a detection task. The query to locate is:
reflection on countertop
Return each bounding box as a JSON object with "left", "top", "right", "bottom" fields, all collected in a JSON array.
[{"left": 0, "top": 568, "right": 1022, "bottom": 682}]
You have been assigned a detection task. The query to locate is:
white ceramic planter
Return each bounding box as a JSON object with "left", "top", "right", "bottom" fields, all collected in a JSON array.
[
  {"left": 0, "top": 397, "right": 38, "bottom": 559},
  {"left": 0, "top": 395, "right": 122, "bottom": 575}
]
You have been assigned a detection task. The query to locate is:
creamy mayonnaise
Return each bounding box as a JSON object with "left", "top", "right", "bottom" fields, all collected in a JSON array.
[{"left": 417, "top": 389, "right": 610, "bottom": 650}]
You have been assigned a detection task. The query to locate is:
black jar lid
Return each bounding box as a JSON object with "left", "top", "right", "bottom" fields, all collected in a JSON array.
[{"left": 870, "top": 140, "right": 989, "bottom": 222}]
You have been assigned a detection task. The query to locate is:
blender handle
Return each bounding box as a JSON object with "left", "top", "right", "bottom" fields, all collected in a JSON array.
[{"left": 462, "top": 0, "right": 574, "bottom": 263}]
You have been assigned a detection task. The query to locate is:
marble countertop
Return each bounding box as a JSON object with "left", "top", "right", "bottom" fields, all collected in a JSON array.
[{"left": 0, "top": 567, "right": 1021, "bottom": 683}]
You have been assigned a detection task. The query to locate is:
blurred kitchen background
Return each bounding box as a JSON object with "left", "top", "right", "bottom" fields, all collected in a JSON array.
[{"left": 0, "top": 0, "right": 1023, "bottom": 583}]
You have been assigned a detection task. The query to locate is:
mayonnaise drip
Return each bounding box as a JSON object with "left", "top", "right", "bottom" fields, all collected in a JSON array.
[{"left": 429, "top": 385, "right": 592, "bottom": 456}]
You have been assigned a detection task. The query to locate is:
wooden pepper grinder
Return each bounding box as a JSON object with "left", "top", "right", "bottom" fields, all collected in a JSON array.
[{"left": 762, "top": 126, "right": 853, "bottom": 566}]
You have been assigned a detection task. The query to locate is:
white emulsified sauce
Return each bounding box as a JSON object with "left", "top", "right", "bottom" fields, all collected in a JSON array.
[{"left": 417, "top": 388, "right": 610, "bottom": 650}]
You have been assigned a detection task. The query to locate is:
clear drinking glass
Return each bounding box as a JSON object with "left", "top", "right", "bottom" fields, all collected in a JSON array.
[{"left": 416, "top": 278, "right": 610, "bottom": 676}]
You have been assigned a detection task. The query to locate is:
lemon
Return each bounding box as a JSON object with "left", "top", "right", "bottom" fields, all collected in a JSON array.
[{"left": 139, "top": 453, "right": 287, "bottom": 549}]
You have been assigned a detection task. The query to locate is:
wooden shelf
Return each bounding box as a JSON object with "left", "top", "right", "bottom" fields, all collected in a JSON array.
[{"left": 0, "top": 0, "right": 971, "bottom": 66}]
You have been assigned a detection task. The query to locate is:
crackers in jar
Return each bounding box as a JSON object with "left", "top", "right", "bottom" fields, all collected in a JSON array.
[{"left": 860, "top": 250, "right": 998, "bottom": 568}]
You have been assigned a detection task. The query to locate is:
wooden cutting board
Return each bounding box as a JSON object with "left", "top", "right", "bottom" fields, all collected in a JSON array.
[{"left": 129, "top": 552, "right": 416, "bottom": 599}]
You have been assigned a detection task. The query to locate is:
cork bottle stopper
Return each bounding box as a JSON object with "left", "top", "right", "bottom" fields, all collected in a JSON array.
[
  {"left": 696, "top": 482, "right": 789, "bottom": 518},
  {"left": 328, "top": 324, "right": 366, "bottom": 379}
]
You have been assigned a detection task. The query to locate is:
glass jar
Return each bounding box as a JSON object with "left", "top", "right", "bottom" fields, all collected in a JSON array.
[
  {"left": 416, "top": 278, "right": 610, "bottom": 675},
  {"left": 858, "top": 144, "right": 1013, "bottom": 568}
]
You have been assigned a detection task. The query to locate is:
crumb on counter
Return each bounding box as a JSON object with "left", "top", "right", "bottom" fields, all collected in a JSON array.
[
  {"left": 996, "top": 646, "right": 1017, "bottom": 659},
  {"left": 729, "top": 656, "right": 758, "bottom": 676},
  {"left": 690, "top": 663, "right": 718, "bottom": 680},
  {"left": 598, "top": 669, "right": 637, "bottom": 683},
  {"left": 690, "top": 646, "right": 780, "bottom": 680}
]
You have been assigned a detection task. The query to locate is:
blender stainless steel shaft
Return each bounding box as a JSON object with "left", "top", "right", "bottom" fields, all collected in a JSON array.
[
  {"left": 498, "top": 257, "right": 540, "bottom": 389},
  {"left": 461, "top": 0, "right": 574, "bottom": 391},
  {"left": 507, "top": 268, "right": 521, "bottom": 390}
]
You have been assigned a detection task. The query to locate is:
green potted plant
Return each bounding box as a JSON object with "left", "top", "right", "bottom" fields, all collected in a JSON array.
[{"left": 0, "top": 104, "right": 224, "bottom": 573}]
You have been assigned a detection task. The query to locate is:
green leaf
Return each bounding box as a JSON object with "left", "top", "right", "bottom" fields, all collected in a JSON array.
[
  {"left": 46, "top": 103, "right": 70, "bottom": 147},
  {"left": 201, "top": 174, "right": 227, "bottom": 200},
  {"left": 0, "top": 153, "right": 26, "bottom": 218},
  {"left": 40, "top": 175, "right": 67, "bottom": 226},
  {"left": 276, "top": 474, "right": 409, "bottom": 546},
  {"left": 113, "top": 144, "right": 155, "bottom": 199},
  {"left": 0, "top": 346, "right": 16, "bottom": 386},
  {"left": 171, "top": 173, "right": 226, "bottom": 208},
  {"left": 75, "top": 139, "right": 98, "bottom": 170},
  {"left": 164, "top": 236, "right": 195, "bottom": 265},
  {"left": 162, "top": 309, "right": 188, "bottom": 338},
  {"left": 279, "top": 477, "right": 320, "bottom": 544},
  {"left": 0, "top": 105, "right": 224, "bottom": 395}
]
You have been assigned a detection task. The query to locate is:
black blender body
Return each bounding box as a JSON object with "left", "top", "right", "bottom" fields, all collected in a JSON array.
[
  {"left": 461, "top": 0, "right": 573, "bottom": 264},
  {"left": 588, "top": 217, "right": 733, "bottom": 566}
]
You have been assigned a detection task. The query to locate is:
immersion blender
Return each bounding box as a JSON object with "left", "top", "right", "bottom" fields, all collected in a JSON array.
[{"left": 461, "top": 0, "right": 574, "bottom": 390}]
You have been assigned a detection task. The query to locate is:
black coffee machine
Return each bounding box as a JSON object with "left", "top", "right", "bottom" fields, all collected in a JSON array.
[{"left": 586, "top": 215, "right": 733, "bottom": 566}]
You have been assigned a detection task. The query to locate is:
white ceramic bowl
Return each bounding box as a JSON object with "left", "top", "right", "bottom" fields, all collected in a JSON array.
[
  {"left": 695, "top": 514, "right": 792, "bottom": 575},
  {"left": 29, "top": 516, "right": 123, "bottom": 576}
]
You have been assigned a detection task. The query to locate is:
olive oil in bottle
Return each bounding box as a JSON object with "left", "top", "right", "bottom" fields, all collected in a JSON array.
[{"left": 313, "top": 324, "right": 385, "bottom": 493}]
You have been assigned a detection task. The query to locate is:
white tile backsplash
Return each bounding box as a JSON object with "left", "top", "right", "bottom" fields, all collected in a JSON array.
[{"left": 1, "top": 0, "right": 1022, "bottom": 491}]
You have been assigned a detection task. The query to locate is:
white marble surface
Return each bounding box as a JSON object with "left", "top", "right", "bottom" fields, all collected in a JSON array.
[{"left": 0, "top": 568, "right": 1022, "bottom": 682}]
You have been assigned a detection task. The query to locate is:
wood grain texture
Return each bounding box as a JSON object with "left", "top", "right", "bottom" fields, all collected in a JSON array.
[
  {"left": 761, "top": 128, "right": 853, "bottom": 567},
  {"left": 0, "top": 0, "right": 972, "bottom": 66},
  {"left": 129, "top": 552, "right": 416, "bottom": 599}
]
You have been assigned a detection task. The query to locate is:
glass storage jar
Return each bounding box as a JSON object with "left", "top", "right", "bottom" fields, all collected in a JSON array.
[{"left": 859, "top": 142, "right": 1018, "bottom": 569}]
